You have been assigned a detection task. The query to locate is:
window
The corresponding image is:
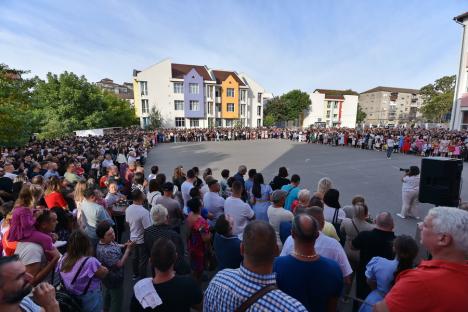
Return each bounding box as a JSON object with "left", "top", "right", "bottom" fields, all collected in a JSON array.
[
  {"left": 215, "top": 118, "right": 222, "bottom": 127},
  {"left": 240, "top": 104, "right": 246, "bottom": 116},
  {"left": 227, "top": 88, "right": 235, "bottom": 97},
  {"left": 189, "top": 100, "right": 199, "bottom": 111},
  {"left": 190, "top": 119, "right": 199, "bottom": 128},
  {"left": 173, "top": 82, "right": 183, "bottom": 94},
  {"left": 333, "top": 102, "right": 338, "bottom": 109},
  {"left": 257, "top": 119, "right": 261, "bottom": 127},
  {"left": 215, "top": 103, "right": 221, "bottom": 112},
  {"left": 257, "top": 92, "right": 262, "bottom": 103},
  {"left": 140, "top": 81, "right": 148, "bottom": 96},
  {"left": 175, "top": 117, "right": 185, "bottom": 127},
  {"left": 141, "top": 99, "right": 149, "bottom": 114},
  {"left": 326, "top": 110, "right": 330, "bottom": 118},
  {"left": 257, "top": 106, "right": 261, "bottom": 116},
  {"left": 227, "top": 103, "right": 235, "bottom": 112},
  {"left": 333, "top": 114, "right": 338, "bottom": 118},
  {"left": 174, "top": 100, "right": 184, "bottom": 111},
  {"left": 327, "top": 102, "right": 331, "bottom": 109},
  {"left": 225, "top": 119, "right": 233, "bottom": 127},
  {"left": 206, "top": 86, "right": 213, "bottom": 98},
  {"left": 215, "top": 88, "right": 220, "bottom": 97},
  {"left": 240, "top": 90, "right": 246, "bottom": 101},
  {"left": 142, "top": 117, "right": 149, "bottom": 128},
  {"left": 208, "top": 101, "right": 213, "bottom": 114},
  {"left": 189, "top": 83, "right": 199, "bottom": 94}
]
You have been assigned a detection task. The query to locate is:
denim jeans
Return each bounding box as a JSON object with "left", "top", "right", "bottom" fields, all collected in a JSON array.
[
  {"left": 77, "top": 288, "right": 103, "bottom": 312},
  {"left": 386, "top": 147, "right": 394, "bottom": 158}
]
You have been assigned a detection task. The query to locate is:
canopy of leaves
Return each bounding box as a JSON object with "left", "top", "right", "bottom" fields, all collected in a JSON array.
[
  {"left": 0, "top": 64, "right": 35, "bottom": 147},
  {"left": 147, "top": 107, "right": 163, "bottom": 129},
  {"left": 263, "top": 90, "right": 311, "bottom": 124},
  {"left": 32, "top": 71, "right": 138, "bottom": 139},
  {"left": 356, "top": 104, "right": 367, "bottom": 124},
  {"left": 419, "top": 75, "right": 455, "bottom": 123}
]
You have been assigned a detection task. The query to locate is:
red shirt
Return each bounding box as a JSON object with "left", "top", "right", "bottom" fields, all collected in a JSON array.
[
  {"left": 385, "top": 259, "right": 468, "bottom": 312},
  {"left": 44, "top": 191, "right": 67, "bottom": 209}
]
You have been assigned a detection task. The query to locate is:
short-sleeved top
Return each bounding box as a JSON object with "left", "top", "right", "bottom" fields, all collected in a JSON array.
[
  {"left": 20, "top": 296, "right": 41, "bottom": 312},
  {"left": 44, "top": 191, "right": 67, "bottom": 209},
  {"left": 203, "top": 192, "right": 225, "bottom": 224},
  {"left": 384, "top": 260, "right": 468, "bottom": 312},
  {"left": 267, "top": 205, "right": 294, "bottom": 248},
  {"left": 224, "top": 197, "right": 254, "bottom": 236},
  {"left": 81, "top": 200, "right": 114, "bottom": 240},
  {"left": 280, "top": 232, "right": 353, "bottom": 277},
  {"left": 130, "top": 275, "right": 202, "bottom": 312},
  {"left": 213, "top": 233, "right": 242, "bottom": 270},
  {"left": 281, "top": 184, "right": 300, "bottom": 211},
  {"left": 402, "top": 175, "right": 420, "bottom": 192},
  {"left": 181, "top": 181, "right": 193, "bottom": 214},
  {"left": 362, "top": 257, "right": 398, "bottom": 309},
  {"left": 154, "top": 196, "right": 182, "bottom": 228},
  {"left": 57, "top": 256, "right": 102, "bottom": 295},
  {"left": 352, "top": 229, "right": 395, "bottom": 270},
  {"left": 96, "top": 242, "right": 123, "bottom": 284},
  {"left": 188, "top": 216, "right": 210, "bottom": 257},
  {"left": 273, "top": 255, "right": 343, "bottom": 312},
  {"left": 323, "top": 205, "right": 346, "bottom": 223},
  {"left": 125, "top": 204, "right": 152, "bottom": 244}
]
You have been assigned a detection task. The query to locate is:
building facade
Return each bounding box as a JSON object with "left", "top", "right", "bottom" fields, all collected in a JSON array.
[
  {"left": 302, "top": 89, "right": 359, "bottom": 128},
  {"left": 132, "top": 59, "right": 272, "bottom": 128},
  {"left": 95, "top": 78, "right": 134, "bottom": 106},
  {"left": 450, "top": 12, "right": 468, "bottom": 130},
  {"left": 359, "top": 87, "right": 423, "bottom": 126}
]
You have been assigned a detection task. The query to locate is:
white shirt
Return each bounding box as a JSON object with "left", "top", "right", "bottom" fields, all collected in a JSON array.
[
  {"left": 267, "top": 205, "right": 293, "bottom": 248},
  {"left": 224, "top": 196, "right": 254, "bottom": 237},
  {"left": 102, "top": 159, "right": 114, "bottom": 168},
  {"left": 280, "top": 232, "right": 353, "bottom": 277},
  {"left": 402, "top": 175, "right": 420, "bottom": 192},
  {"left": 323, "top": 205, "right": 346, "bottom": 223},
  {"left": 203, "top": 191, "right": 225, "bottom": 223},
  {"left": 4, "top": 172, "right": 17, "bottom": 180},
  {"left": 125, "top": 204, "right": 152, "bottom": 244},
  {"left": 387, "top": 139, "right": 395, "bottom": 148},
  {"left": 181, "top": 181, "right": 194, "bottom": 214}
]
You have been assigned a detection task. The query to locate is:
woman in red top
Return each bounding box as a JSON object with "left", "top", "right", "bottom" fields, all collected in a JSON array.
[
  {"left": 44, "top": 176, "right": 68, "bottom": 210},
  {"left": 401, "top": 135, "right": 411, "bottom": 154}
]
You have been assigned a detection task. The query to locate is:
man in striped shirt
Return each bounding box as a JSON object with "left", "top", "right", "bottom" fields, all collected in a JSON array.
[{"left": 203, "top": 221, "right": 306, "bottom": 312}]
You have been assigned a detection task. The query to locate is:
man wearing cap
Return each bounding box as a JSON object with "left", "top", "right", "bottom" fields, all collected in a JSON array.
[
  {"left": 268, "top": 190, "right": 294, "bottom": 249},
  {"left": 203, "top": 176, "right": 225, "bottom": 225},
  {"left": 155, "top": 182, "right": 183, "bottom": 231}
]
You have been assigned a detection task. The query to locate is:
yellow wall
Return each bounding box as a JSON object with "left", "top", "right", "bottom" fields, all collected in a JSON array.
[
  {"left": 221, "top": 75, "right": 239, "bottom": 119},
  {"left": 133, "top": 78, "right": 141, "bottom": 117}
]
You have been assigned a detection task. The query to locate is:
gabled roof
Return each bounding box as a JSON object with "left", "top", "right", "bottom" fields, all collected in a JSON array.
[
  {"left": 212, "top": 70, "right": 246, "bottom": 86},
  {"left": 171, "top": 63, "right": 212, "bottom": 81},
  {"left": 314, "top": 89, "right": 359, "bottom": 100},
  {"left": 360, "top": 86, "right": 420, "bottom": 95},
  {"left": 454, "top": 12, "right": 468, "bottom": 22}
]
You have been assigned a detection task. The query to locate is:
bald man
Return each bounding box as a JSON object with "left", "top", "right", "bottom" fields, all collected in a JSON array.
[
  {"left": 274, "top": 214, "right": 343, "bottom": 312},
  {"left": 352, "top": 212, "right": 395, "bottom": 306}
]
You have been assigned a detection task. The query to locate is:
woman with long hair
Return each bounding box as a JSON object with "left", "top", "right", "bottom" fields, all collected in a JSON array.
[
  {"left": 73, "top": 180, "right": 87, "bottom": 229},
  {"left": 359, "top": 235, "right": 418, "bottom": 312},
  {"left": 172, "top": 166, "right": 185, "bottom": 190},
  {"left": 316, "top": 177, "right": 333, "bottom": 200},
  {"left": 250, "top": 173, "right": 272, "bottom": 222},
  {"left": 44, "top": 176, "right": 68, "bottom": 210},
  {"left": 270, "top": 167, "right": 290, "bottom": 190},
  {"left": 57, "top": 230, "right": 108, "bottom": 312}
]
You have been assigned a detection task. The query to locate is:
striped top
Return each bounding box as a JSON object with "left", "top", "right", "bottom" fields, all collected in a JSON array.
[{"left": 203, "top": 265, "right": 307, "bottom": 312}]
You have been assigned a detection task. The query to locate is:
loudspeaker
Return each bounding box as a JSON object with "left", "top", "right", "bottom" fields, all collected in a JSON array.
[{"left": 419, "top": 157, "right": 463, "bottom": 207}]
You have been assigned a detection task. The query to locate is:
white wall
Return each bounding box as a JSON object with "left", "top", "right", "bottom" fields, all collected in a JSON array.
[
  {"left": 238, "top": 73, "right": 271, "bottom": 128},
  {"left": 303, "top": 92, "right": 326, "bottom": 127},
  {"left": 451, "top": 17, "right": 468, "bottom": 130},
  {"left": 341, "top": 95, "right": 358, "bottom": 128}
]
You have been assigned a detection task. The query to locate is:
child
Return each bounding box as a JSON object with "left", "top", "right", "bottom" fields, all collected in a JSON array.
[{"left": 8, "top": 184, "right": 54, "bottom": 255}]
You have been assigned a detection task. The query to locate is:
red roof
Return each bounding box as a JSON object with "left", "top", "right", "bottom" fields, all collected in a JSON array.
[
  {"left": 212, "top": 70, "right": 246, "bottom": 86},
  {"left": 171, "top": 63, "right": 212, "bottom": 81}
]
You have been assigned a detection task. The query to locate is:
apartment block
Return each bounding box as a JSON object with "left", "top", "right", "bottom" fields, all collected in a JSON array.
[
  {"left": 96, "top": 78, "right": 134, "bottom": 106},
  {"left": 132, "top": 59, "right": 272, "bottom": 128},
  {"left": 450, "top": 12, "right": 468, "bottom": 130},
  {"left": 302, "top": 89, "right": 359, "bottom": 128},
  {"left": 359, "top": 87, "right": 423, "bottom": 126}
]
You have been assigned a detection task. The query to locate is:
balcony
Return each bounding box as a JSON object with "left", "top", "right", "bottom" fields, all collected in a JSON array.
[{"left": 215, "top": 96, "right": 221, "bottom": 103}]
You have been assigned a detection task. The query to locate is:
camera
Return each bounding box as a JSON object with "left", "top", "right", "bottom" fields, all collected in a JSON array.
[{"left": 399, "top": 168, "right": 409, "bottom": 172}]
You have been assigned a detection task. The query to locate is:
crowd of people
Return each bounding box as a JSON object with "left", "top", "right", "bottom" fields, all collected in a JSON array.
[
  {"left": 155, "top": 126, "right": 468, "bottom": 160},
  {"left": 0, "top": 127, "right": 467, "bottom": 312}
]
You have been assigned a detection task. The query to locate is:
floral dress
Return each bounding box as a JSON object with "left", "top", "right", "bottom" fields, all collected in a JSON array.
[{"left": 188, "top": 216, "right": 210, "bottom": 273}]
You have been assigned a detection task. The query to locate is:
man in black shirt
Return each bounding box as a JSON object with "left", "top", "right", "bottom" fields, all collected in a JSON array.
[{"left": 352, "top": 212, "right": 395, "bottom": 305}]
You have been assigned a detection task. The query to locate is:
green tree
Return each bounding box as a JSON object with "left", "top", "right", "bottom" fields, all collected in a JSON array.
[
  {"left": 419, "top": 75, "right": 456, "bottom": 123},
  {"left": 356, "top": 104, "right": 367, "bottom": 124},
  {"left": 263, "top": 96, "right": 287, "bottom": 123},
  {"left": 263, "top": 114, "right": 276, "bottom": 127},
  {"left": 32, "top": 71, "right": 138, "bottom": 138},
  {"left": 0, "top": 64, "right": 35, "bottom": 147},
  {"left": 147, "top": 107, "right": 163, "bottom": 129},
  {"left": 281, "top": 89, "right": 312, "bottom": 121}
]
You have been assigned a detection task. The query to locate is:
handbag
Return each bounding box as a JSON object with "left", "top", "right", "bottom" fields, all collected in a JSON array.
[
  {"left": 332, "top": 209, "right": 345, "bottom": 246},
  {"left": 235, "top": 284, "right": 278, "bottom": 312}
]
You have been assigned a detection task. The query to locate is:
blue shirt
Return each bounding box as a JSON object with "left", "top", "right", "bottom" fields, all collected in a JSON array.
[
  {"left": 281, "top": 184, "right": 300, "bottom": 211},
  {"left": 213, "top": 233, "right": 242, "bottom": 270},
  {"left": 273, "top": 255, "right": 343, "bottom": 312},
  {"left": 204, "top": 265, "right": 307, "bottom": 312}
]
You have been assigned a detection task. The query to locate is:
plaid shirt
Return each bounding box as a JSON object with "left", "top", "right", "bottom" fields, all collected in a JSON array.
[{"left": 203, "top": 265, "right": 307, "bottom": 312}]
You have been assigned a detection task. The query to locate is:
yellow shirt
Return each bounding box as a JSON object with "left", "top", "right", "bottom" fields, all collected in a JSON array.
[{"left": 323, "top": 221, "right": 340, "bottom": 241}]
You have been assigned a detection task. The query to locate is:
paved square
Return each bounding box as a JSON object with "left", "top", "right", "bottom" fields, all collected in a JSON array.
[{"left": 145, "top": 139, "right": 467, "bottom": 236}]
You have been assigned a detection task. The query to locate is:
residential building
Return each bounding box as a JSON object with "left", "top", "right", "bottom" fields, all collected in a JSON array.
[
  {"left": 359, "top": 86, "right": 423, "bottom": 126},
  {"left": 95, "top": 78, "right": 134, "bottom": 106},
  {"left": 132, "top": 59, "right": 271, "bottom": 128},
  {"left": 302, "top": 89, "right": 359, "bottom": 128},
  {"left": 450, "top": 12, "right": 468, "bottom": 130}
]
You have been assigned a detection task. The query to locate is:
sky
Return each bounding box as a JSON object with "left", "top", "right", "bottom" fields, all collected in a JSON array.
[{"left": 1, "top": 0, "right": 466, "bottom": 95}]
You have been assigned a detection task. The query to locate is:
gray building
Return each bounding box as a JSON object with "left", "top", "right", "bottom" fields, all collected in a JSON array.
[
  {"left": 96, "top": 78, "right": 134, "bottom": 106},
  {"left": 359, "top": 86, "right": 423, "bottom": 126}
]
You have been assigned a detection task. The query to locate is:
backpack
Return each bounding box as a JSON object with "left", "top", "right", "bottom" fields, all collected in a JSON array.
[{"left": 332, "top": 209, "right": 345, "bottom": 246}]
